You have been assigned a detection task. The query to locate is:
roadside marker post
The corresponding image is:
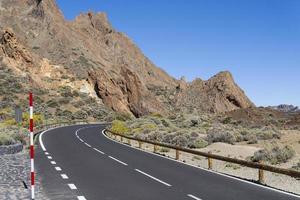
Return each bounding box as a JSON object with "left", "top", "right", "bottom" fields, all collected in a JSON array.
[{"left": 29, "top": 92, "right": 35, "bottom": 199}]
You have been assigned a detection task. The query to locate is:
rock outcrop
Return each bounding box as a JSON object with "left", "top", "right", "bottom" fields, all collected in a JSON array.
[
  {"left": 175, "top": 71, "right": 254, "bottom": 113},
  {"left": 0, "top": 28, "right": 33, "bottom": 64},
  {"left": 88, "top": 66, "right": 164, "bottom": 117}
]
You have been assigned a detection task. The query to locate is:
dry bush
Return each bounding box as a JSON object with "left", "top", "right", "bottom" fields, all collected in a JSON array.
[
  {"left": 207, "top": 130, "right": 236, "bottom": 145},
  {"left": 251, "top": 145, "right": 295, "bottom": 164},
  {"left": 292, "top": 161, "right": 300, "bottom": 171}
]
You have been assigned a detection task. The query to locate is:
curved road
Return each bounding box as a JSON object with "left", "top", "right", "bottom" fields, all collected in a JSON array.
[{"left": 36, "top": 124, "right": 300, "bottom": 200}]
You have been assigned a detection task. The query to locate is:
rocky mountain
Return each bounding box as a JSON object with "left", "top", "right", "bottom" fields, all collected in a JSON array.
[
  {"left": 0, "top": 0, "right": 254, "bottom": 118},
  {"left": 268, "top": 105, "right": 300, "bottom": 113}
]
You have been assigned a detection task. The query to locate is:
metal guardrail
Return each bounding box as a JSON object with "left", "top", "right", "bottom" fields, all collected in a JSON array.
[{"left": 105, "top": 129, "right": 300, "bottom": 183}]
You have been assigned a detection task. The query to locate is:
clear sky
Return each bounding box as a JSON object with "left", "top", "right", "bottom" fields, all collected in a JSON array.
[{"left": 56, "top": 0, "right": 300, "bottom": 107}]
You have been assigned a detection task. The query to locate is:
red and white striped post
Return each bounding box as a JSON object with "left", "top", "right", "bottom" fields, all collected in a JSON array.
[{"left": 29, "top": 92, "right": 35, "bottom": 199}]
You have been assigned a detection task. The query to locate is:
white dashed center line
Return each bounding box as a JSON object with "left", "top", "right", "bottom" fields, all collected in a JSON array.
[
  {"left": 77, "top": 196, "right": 87, "bottom": 200},
  {"left": 61, "top": 174, "right": 69, "bottom": 179},
  {"left": 45, "top": 152, "right": 49, "bottom": 155},
  {"left": 50, "top": 161, "right": 56, "bottom": 165},
  {"left": 187, "top": 194, "right": 202, "bottom": 200},
  {"left": 93, "top": 148, "right": 105, "bottom": 154},
  {"left": 109, "top": 156, "right": 128, "bottom": 166},
  {"left": 68, "top": 184, "right": 77, "bottom": 190},
  {"left": 55, "top": 167, "right": 62, "bottom": 171},
  {"left": 47, "top": 156, "right": 52, "bottom": 160},
  {"left": 135, "top": 169, "right": 171, "bottom": 187}
]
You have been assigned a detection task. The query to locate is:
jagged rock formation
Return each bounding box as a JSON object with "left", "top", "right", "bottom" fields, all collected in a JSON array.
[
  {"left": 175, "top": 71, "right": 254, "bottom": 113},
  {"left": 0, "top": 28, "right": 33, "bottom": 65},
  {"left": 0, "top": 0, "right": 254, "bottom": 116}
]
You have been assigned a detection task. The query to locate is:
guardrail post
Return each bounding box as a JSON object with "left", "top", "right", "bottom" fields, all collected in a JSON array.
[
  {"left": 138, "top": 141, "right": 142, "bottom": 148},
  {"left": 208, "top": 151, "right": 213, "bottom": 170},
  {"left": 258, "top": 161, "right": 265, "bottom": 184},
  {"left": 176, "top": 149, "right": 180, "bottom": 160},
  {"left": 154, "top": 144, "right": 158, "bottom": 153},
  {"left": 121, "top": 136, "right": 123, "bottom": 142}
]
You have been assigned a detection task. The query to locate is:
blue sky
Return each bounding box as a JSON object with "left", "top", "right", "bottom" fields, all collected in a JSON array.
[{"left": 56, "top": 0, "right": 300, "bottom": 107}]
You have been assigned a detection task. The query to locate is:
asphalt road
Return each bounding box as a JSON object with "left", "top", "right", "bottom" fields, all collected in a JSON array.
[{"left": 36, "top": 124, "right": 300, "bottom": 200}]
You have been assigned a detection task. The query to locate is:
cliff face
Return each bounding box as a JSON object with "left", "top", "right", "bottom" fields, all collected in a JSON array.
[{"left": 0, "top": 0, "right": 254, "bottom": 116}]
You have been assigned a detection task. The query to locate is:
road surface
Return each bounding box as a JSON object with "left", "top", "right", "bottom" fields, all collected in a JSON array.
[{"left": 36, "top": 124, "right": 300, "bottom": 200}]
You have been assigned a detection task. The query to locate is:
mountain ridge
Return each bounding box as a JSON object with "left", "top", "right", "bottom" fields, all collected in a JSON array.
[{"left": 0, "top": 0, "right": 254, "bottom": 117}]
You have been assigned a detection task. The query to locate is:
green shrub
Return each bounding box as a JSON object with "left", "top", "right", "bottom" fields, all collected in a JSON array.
[
  {"left": 251, "top": 146, "right": 295, "bottom": 164},
  {"left": 161, "top": 119, "right": 171, "bottom": 127},
  {"left": 22, "top": 112, "right": 44, "bottom": 127},
  {"left": 59, "top": 86, "right": 73, "bottom": 97},
  {"left": 56, "top": 110, "right": 73, "bottom": 118},
  {"left": 207, "top": 130, "right": 236, "bottom": 145},
  {"left": 13, "top": 133, "right": 26, "bottom": 145},
  {"left": 162, "top": 134, "right": 175, "bottom": 144},
  {"left": 3, "top": 119, "right": 17, "bottom": 126},
  {"left": 171, "top": 135, "right": 188, "bottom": 147},
  {"left": 0, "top": 133, "right": 15, "bottom": 146},
  {"left": 150, "top": 113, "right": 163, "bottom": 118},
  {"left": 225, "top": 163, "right": 241, "bottom": 170},
  {"left": 72, "top": 110, "right": 88, "bottom": 120},
  {"left": 246, "top": 134, "right": 258, "bottom": 144},
  {"left": 112, "top": 112, "right": 133, "bottom": 122},
  {"left": 256, "top": 130, "right": 281, "bottom": 140},
  {"left": 222, "top": 117, "right": 232, "bottom": 124},
  {"left": 57, "top": 97, "right": 71, "bottom": 104},
  {"left": 47, "top": 99, "right": 59, "bottom": 108},
  {"left": 193, "top": 139, "right": 209, "bottom": 149},
  {"left": 111, "top": 120, "right": 130, "bottom": 134}
]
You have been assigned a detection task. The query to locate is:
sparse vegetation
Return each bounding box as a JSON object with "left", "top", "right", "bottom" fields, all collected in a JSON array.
[
  {"left": 207, "top": 130, "right": 236, "bottom": 145},
  {"left": 111, "top": 120, "right": 130, "bottom": 135},
  {"left": 0, "top": 133, "right": 15, "bottom": 146},
  {"left": 251, "top": 145, "right": 295, "bottom": 164},
  {"left": 292, "top": 161, "right": 300, "bottom": 171},
  {"left": 225, "top": 163, "right": 241, "bottom": 170},
  {"left": 159, "top": 147, "right": 170, "bottom": 153}
]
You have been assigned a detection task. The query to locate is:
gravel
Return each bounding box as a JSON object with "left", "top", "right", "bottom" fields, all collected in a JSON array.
[{"left": 0, "top": 150, "right": 49, "bottom": 200}]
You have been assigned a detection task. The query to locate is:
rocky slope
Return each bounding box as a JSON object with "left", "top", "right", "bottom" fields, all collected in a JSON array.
[{"left": 0, "top": 0, "right": 254, "bottom": 118}]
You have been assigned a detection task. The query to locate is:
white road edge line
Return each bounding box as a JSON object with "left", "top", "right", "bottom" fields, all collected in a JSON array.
[
  {"left": 39, "top": 129, "right": 49, "bottom": 151},
  {"left": 93, "top": 147, "right": 105, "bottom": 154},
  {"left": 108, "top": 156, "right": 128, "bottom": 166},
  {"left": 61, "top": 174, "right": 69, "bottom": 179},
  {"left": 39, "top": 123, "right": 106, "bottom": 153},
  {"left": 55, "top": 167, "right": 62, "bottom": 171},
  {"left": 187, "top": 194, "right": 202, "bottom": 200},
  {"left": 135, "top": 169, "right": 171, "bottom": 187},
  {"left": 68, "top": 184, "right": 77, "bottom": 190},
  {"left": 77, "top": 196, "right": 87, "bottom": 200},
  {"left": 102, "top": 129, "right": 300, "bottom": 199},
  {"left": 84, "top": 143, "right": 91, "bottom": 147}
]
